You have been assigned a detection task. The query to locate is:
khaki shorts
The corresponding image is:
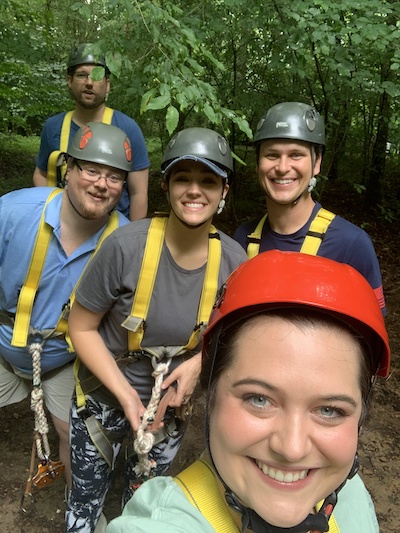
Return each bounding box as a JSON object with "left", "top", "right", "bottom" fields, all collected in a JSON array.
[{"left": 0, "top": 354, "right": 75, "bottom": 422}]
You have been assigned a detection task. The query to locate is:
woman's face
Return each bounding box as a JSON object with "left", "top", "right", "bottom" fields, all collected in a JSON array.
[
  {"left": 164, "top": 160, "right": 228, "bottom": 227},
  {"left": 209, "top": 315, "right": 362, "bottom": 528}
]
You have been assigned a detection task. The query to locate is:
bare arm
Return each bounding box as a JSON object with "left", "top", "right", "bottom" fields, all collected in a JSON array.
[
  {"left": 33, "top": 166, "right": 48, "bottom": 187},
  {"left": 69, "top": 301, "right": 145, "bottom": 431},
  {"left": 127, "top": 168, "right": 149, "bottom": 221}
]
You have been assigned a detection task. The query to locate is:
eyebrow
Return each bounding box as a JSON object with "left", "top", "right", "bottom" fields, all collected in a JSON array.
[{"left": 232, "top": 378, "right": 358, "bottom": 408}]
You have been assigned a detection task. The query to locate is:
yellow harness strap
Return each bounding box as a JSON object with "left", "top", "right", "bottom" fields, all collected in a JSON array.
[
  {"left": 11, "top": 191, "right": 119, "bottom": 348},
  {"left": 47, "top": 107, "right": 114, "bottom": 187},
  {"left": 123, "top": 215, "right": 222, "bottom": 353},
  {"left": 246, "top": 213, "right": 268, "bottom": 259},
  {"left": 175, "top": 459, "right": 341, "bottom": 533},
  {"left": 246, "top": 208, "right": 335, "bottom": 258},
  {"left": 11, "top": 189, "right": 62, "bottom": 347},
  {"left": 175, "top": 460, "right": 239, "bottom": 533},
  {"left": 57, "top": 210, "right": 120, "bottom": 351},
  {"left": 300, "top": 207, "right": 336, "bottom": 255}
]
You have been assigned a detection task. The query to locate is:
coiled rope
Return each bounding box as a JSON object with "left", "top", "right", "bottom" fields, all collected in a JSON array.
[
  {"left": 29, "top": 341, "right": 51, "bottom": 461},
  {"left": 133, "top": 359, "right": 172, "bottom": 478}
]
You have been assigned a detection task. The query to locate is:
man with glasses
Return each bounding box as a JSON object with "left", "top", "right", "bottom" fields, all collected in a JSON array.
[
  {"left": 33, "top": 43, "right": 150, "bottom": 221},
  {"left": 0, "top": 122, "right": 130, "bottom": 499}
]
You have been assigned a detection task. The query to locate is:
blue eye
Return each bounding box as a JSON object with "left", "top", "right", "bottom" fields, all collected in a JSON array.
[
  {"left": 318, "top": 406, "right": 346, "bottom": 419},
  {"left": 243, "top": 394, "right": 270, "bottom": 408}
]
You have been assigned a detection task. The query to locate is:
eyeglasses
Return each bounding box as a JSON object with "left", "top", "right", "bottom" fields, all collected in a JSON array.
[
  {"left": 75, "top": 161, "right": 126, "bottom": 188},
  {"left": 73, "top": 71, "right": 105, "bottom": 83}
]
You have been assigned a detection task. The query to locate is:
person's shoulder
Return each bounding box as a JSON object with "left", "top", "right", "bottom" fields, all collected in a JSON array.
[
  {"left": 334, "top": 474, "right": 379, "bottom": 532},
  {"left": 41, "top": 111, "right": 68, "bottom": 129},
  {"left": 235, "top": 217, "right": 260, "bottom": 233},
  {"left": 107, "top": 476, "right": 214, "bottom": 533},
  {"left": 115, "top": 211, "right": 130, "bottom": 227},
  {"left": 1, "top": 187, "right": 57, "bottom": 207},
  {"left": 326, "top": 211, "right": 374, "bottom": 247},
  {"left": 109, "top": 217, "right": 152, "bottom": 239},
  {"left": 111, "top": 109, "right": 141, "bottom": 130},
  {"left": 218, "top": 229, "right": 249, "bottom": 259}
]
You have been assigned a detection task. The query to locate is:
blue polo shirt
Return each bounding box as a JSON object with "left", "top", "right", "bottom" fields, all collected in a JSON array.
[{"left": 0, "top": 187, "right": 129, "bottom": 374}]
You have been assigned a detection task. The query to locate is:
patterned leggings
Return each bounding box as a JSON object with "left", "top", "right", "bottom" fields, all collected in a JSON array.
[{"left": 65, "top": 395, "right": 184, "bottom": 533}]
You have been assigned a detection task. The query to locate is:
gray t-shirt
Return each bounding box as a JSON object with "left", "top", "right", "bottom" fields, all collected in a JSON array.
[{"left": 75, "top": 218, "right": 247, "bottom": 403}]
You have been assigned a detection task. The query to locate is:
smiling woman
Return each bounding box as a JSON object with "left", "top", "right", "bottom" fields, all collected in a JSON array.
[
  {"left": 65, "top": 127, "right": 248, "bottom": 533},
  {"left": 106, "top": 250, "right": 390, "bottom": 533}
]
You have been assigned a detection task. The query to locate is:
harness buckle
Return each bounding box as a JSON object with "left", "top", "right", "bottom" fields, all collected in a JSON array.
[
  {"left": 76, "top": 405, "right": 92, "bottom": 420},
  {"left": 121, "top": 316, "right": 146, "bottom": 333}
]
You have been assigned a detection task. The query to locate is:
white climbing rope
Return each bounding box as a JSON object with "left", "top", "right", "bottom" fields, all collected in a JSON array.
[
  {"left": 133, "top": 359, "right": 172, "bottom": 478},
  {"left": 29, "top": 341, "right": 51, "bottom": 461}
]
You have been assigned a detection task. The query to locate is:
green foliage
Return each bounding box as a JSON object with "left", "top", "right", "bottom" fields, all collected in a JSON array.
[
  {"left": 1, "top": 0, "right": 400, "bottom": 218},
  {"left": 0, "top": 133, "right": 40, "bottom": 194}
]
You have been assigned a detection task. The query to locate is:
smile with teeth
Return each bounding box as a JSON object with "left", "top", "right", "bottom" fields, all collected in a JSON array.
[
  {"left": 273, "top": 179, "right": 295, "bottom": 184},
  {"left": 256, "top": 460, "right": 308, "bottom": 483},
  {"left": 184, "top": 202, "right": 205, "bottom": 208}
]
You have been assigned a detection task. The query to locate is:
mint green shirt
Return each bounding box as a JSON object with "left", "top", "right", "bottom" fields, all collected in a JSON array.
[{"left": 106, "top": 473, "right": 379, "bottom": 533}]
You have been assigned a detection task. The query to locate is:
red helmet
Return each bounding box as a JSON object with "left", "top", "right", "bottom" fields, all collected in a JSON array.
[{"left": 203, "top": 250, "right": 390, "bottom": 377}]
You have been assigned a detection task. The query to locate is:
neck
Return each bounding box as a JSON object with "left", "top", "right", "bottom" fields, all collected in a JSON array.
[
  {"left": 72, "top": 102, "right": 107, "bottom": 127},
  {"left": 60, "top": 191, "right": 110, "bottom": 256},
  {"left": 266, "top": 195, "right": 315, "bottom": 235},
  {"left": 165, "top": 211, "right": 212, "bottom": 269}
]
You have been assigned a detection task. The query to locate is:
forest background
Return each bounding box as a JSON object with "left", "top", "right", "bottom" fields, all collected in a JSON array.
[
  {"left": 1, "top": 0, "right": 400, "bottom": 219},
  {"left": 0, "top": 1, "right": 399, "bottom": 532}
]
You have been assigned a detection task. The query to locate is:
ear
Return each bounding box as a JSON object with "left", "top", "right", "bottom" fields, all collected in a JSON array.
[
  {"left": 160, "top": 179, "right": 168, "bottom": 192},
  {"left": 313, "top": 152, "right": 322, "bottom": 176},
  {"left": 222, "top": 183, "right": 229, "bottom": 199}
]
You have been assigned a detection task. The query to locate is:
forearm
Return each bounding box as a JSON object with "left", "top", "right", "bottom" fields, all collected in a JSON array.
[
  {"left": 69, "top": 302, "right": 144, "bottom": 423},
  {"left": 33, "top": 167, "right": 48, "bottom": 186},
  {"left": 127, "top": 169, "right": 149, "bottom": 221}
]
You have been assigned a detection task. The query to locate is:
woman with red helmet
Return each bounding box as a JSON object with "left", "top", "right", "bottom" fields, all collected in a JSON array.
[{"left": 106, "top": 250, "right": 389, "bottom": 533}]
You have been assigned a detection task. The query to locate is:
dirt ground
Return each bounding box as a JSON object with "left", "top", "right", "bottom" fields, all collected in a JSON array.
[{"left": 0, "top": 183, "right": 399, "bottom": 532}]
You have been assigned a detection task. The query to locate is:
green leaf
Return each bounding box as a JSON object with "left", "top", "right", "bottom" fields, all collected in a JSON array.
[
  {"left": 166, "top": 105, "right": 179, "bottom": 135},
  {"left": 146, "top": 94, "right": 171, "bottom": 110},
  {"left": 203, "top": 102, "right": 217, "bottom": 123},
  {"left": 90, "top": 67, "right": 105, "bottom": 82}
]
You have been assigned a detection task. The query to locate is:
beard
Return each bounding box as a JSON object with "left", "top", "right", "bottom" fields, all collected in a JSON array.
[{"left": 70, "top": 88, "right": 107, "bottom": 110}]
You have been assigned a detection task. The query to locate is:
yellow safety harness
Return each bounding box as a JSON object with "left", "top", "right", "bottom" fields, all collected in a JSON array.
[
  {"left": 74, "top": 214, "right": 222, "bottom": 468},
  {"left": 122, "top": 214, "right": 222, "bottom": 355},
  {"left": 11, "top": 188, "right": 119, "bottom": 348},
  {"left": 246, "top": 208, "right": 336, "bottom": 259},
  {"left": 175, "top": 459, "right": 341, "bottom": 533},
  {"left": 47, "top": 106, "right": 114, "bottom": 187}
]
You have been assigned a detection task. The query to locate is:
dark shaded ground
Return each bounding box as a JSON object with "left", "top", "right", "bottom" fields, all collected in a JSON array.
[{"left": 0, "top": 180, "right": 399, "bottom": 532}]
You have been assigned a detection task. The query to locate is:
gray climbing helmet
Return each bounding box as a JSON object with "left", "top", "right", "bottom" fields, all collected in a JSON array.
[
  {"left": 68, "top": 122, "right": 132, "bottom": 172},
  {"left": 161, "top": 127, "right": 234, "bottom": 182},
  {"left": 67, "top": 43, "right": 106, "bottom": 70},
  {"left": 254, "top": 102, "right": 325, "bottom": 147}
]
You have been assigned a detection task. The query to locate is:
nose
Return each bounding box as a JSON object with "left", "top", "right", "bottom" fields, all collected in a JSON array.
[
  {"left": 269, "top": 414, "right": 312, "bottom": 463},
  {"left": 187, "top": 180, "right": 202, "bottom": 195},
  {"left": 93, "top": 175, "right": 108, "bottom": 189},
  {"left": 275, "top": 156, "right": 291, "bottom": 174}
]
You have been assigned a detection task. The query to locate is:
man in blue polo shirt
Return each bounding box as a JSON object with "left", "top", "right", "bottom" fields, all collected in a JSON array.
[
  {"left": 33, "top": 43, "right": 150, "bottom": 220},
  {"left": 1, "top": 123, "right": 130, "bottom": 493},
  {"left": 233, "top": 102, "right": 386, "bottom": 315}
]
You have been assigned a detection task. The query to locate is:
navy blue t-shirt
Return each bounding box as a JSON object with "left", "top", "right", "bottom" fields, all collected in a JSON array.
[{"left": 233, "top": 202, "right": 385, "bottom": 314}]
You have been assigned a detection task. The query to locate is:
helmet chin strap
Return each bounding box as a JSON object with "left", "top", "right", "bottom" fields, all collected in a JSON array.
[
  {"left": 225, "top": 490, "right": 333, "bottom": 533},
  {"left": 224, "top": 455, "right": 359, "bottom": 533}
]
